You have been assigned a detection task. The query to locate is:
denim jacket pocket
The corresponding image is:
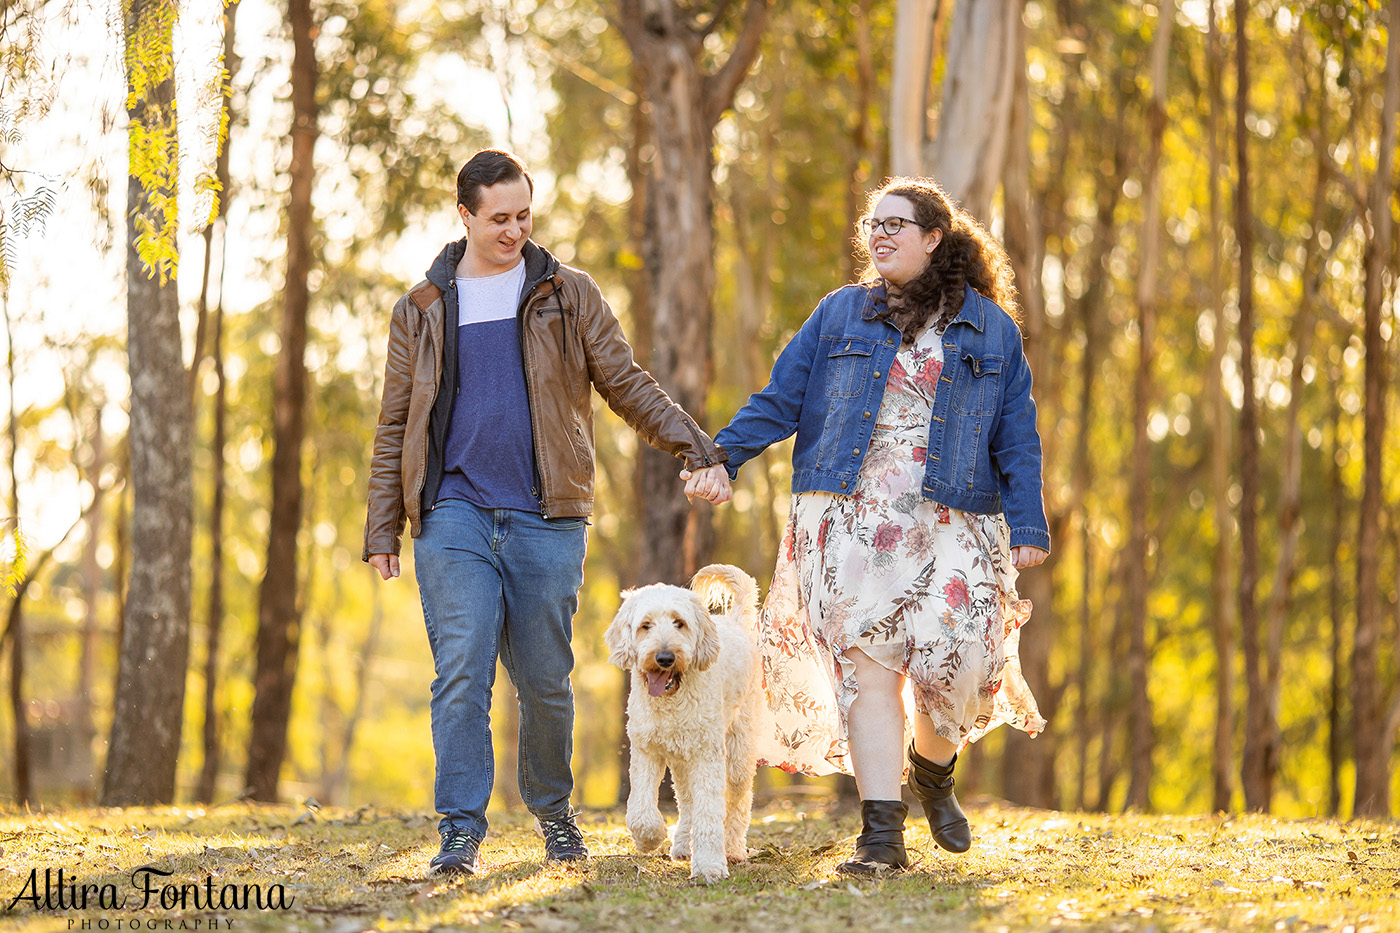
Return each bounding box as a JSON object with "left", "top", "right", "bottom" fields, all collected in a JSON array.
[
  {"left": 824, "top": 337, "right": 877, "bottom": 398},
  {"left": 952, "top": 353, "right": 1004, "bottom": 416}
]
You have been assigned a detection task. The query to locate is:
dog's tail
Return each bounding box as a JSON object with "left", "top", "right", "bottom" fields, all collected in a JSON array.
[{"left": 690, "top": 563, "right": 760, "bottom": 631}]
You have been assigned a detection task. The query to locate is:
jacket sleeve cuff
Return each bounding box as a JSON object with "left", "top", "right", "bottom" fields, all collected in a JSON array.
[
  {"left": 684, "top": 442, "right": 729, "bottom": 471},
  {"left": 1008, "top": 527, "right": 1051, "bottom": 553}
]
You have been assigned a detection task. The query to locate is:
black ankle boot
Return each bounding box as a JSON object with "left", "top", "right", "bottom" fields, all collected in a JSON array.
[
  {"left": 907, "top": 743, "right": 971, "bottom": 853},
  {"left": 836, "top": 799, "right": 909, "bottom": 875}
]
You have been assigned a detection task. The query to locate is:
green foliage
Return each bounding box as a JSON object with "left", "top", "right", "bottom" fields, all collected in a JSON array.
[
  {"left": 0, "top": 0, "right": 61, "bottom": 289},
  {"left": 123, "top": 0, "right": 180, "bottom": 283},
  {"left": 0, "top": 517, "right": 27, "bottom": 598}
]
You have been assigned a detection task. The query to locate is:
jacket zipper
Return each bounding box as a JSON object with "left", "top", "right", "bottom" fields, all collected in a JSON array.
[
  {"left": 517, "top": 269, "right": 556, "bottom": 516},
  {"left": 411, "top": 300, "right": 441, "bottom": 515}
]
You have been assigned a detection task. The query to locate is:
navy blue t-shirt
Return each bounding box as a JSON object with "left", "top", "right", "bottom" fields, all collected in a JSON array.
[{"left": 436, "top": 261, "right": 538, "bottom": 511}]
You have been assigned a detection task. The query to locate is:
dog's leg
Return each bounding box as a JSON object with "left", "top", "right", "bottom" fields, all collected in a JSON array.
[
  {"left": 723, "top": 716, "right": 758, "bottom": 863},
  {"left": 676, "top": 754, "right": 728, "bottom": 882},
  {"left": 626, "top": 745, "right": 670, "bottom": 854},
  {"left": 670, "top": 763, "right": 692, "bottom": 861}
]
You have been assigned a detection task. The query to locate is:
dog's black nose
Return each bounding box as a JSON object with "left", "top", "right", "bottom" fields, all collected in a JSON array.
[{"left": 656, "top": 650, "right": 675, "bottom": 668}]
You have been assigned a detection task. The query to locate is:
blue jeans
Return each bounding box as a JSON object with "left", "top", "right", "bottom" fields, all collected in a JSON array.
[{"left": 413, "top": 498, "right": 589, "bottom": 839}]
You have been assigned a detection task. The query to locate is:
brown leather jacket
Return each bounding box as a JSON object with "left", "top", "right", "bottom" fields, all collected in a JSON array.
[{"left": 363, "top": 239, "right": 724, "bottom": 559}]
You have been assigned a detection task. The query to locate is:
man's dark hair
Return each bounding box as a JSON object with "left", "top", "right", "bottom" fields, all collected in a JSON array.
[{"left": 456, "top": 149, "right": 534, "bottom": 213}]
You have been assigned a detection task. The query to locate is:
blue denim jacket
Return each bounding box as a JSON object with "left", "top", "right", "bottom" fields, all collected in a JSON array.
[{"left": 715, "top": 281, "right": 1050, "bottom": 552}]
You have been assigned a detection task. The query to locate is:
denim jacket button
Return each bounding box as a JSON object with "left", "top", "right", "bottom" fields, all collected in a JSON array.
[
  {"left": 853, "top": 448, "right": 861, "bottom": 456},
  {"left": 863, "top": 411, "right": 871, "bottom": 418},
  {"left": 873, "top": 371, "right": 882, "bottom": 379},
  {"left": 840, "top": 481, "right": 848, "bottom": 489}
]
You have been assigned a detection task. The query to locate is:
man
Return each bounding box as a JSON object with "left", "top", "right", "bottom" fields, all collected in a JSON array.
[{"left": 364, "top": 149, "right": 730, "bottom": 876}]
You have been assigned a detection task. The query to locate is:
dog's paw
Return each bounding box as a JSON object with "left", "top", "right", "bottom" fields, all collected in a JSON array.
[
  {"left": 690, "top": 859, "right": 729, "bottom": 884},
  {"left": 629, "top": 818, "right": 669, "bottom": 854},
  {"left": 669, "top": 839, "right": 691, "bottom": 860},
  {"left": 726, "top": 847, "right": 749, "bottom": 863}
]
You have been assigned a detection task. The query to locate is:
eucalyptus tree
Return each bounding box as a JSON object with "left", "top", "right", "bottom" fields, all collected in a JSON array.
[
  {"left": 103, "top": 0, "right": 191, "bottom": 807},
  {"left": 615, "top": 0, "right": 768, "bottom": 588},
  {"left": 244, "top": 0, "right": 479, "bottom": 801},
  {"left": 1353, "top": 0, "right": 1399, "bottom": 819}
]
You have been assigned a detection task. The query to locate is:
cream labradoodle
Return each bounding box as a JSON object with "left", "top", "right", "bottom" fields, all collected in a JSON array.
[{"left": 605, "top": 564, "right": 762, "bottom": 883}]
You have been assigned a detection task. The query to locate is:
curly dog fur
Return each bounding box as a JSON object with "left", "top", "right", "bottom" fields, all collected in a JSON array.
[{"left": 604, "top": 564, "right": 762, "bottom": 883}]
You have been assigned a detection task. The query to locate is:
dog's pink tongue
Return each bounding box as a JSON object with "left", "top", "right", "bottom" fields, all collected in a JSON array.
[{"left": 645, "top": 671, "right": 670, "bottom": 697}]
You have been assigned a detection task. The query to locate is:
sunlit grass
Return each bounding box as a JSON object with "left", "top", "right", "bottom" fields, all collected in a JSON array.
[{"left": 0, "top": 799, "right": 1394, "bottom": 931}]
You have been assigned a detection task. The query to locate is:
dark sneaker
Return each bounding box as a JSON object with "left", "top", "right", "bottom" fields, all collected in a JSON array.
[
  {"left": 429, "top": 829, "right": 481, "bottom": 876},
  {"left": 538, "top": 814, "right": 588, "bottom": 862}
]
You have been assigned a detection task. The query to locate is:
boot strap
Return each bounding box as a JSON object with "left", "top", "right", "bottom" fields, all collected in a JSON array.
[{"left": 857, "top": 828, "right": 904, "bottom": 848}]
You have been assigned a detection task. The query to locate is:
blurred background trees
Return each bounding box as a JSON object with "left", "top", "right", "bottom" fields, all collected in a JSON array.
[{"left": 0, "top": 0, "right": 1396, "bottom": 819}]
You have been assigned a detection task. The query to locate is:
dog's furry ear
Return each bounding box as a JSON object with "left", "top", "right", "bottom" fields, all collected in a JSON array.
[
  {"left": 687, "top": 592, "right": 721, "bottom": 672},
  {"left": 605, "top": 596, "right": 640, "bottom": 669}
]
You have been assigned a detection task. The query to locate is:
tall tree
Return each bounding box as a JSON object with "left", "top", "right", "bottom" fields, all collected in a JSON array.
[
  {"left": 1260, "top": 30, "right": 1335, "bottom": 814},
  {"left": 103, "top": 0, "right": 191, "bottom": 806},
  {"left": 1234, "top": 0, "right": 1266, "bottom": 813},
  {"left": 1124, "top": 0, "right": 1172, "bottom": 812},
  {"left": 196, "top": 0, "right": 239, "bottom": 804},
  {"left": 246, "top": 0, "right": 316, "bottom": 801},
  {"left": 1352, "top": 0, "right": 1399, "bottom": 819},
  {"left": 616, "top": 0, "right": 768, "bottom": 588},
  {"left": 1204, "top": 0, "right": 1235, "bottom": 815},
  {"left": 891, "top": 0, "right": 1018, "bottom": 220},
  {"left": 999, "top": 3, "right": 1057, "bottom": 809},
  {"left": 2, "top": 297, "right": 30, "bottom": 803}
]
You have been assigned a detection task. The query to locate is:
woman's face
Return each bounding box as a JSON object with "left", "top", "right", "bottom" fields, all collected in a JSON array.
[{"left": 868, "top": 194, "right": 942, "bottom": 288}]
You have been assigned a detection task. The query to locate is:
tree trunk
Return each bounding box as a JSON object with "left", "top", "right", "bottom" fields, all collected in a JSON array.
[
  {"left": 926, "top": 0, "right": 1018, "bottom": 219},
  {"left": 246, "top": 0, "right": 316, "bottom": 801},
  {"left": 615, "top": 64, "right": 652, "bottom": 807},
  {"left": 1327, "top": 372, "right": 1345, "bottom": 818},
  {"left": 1074, "top": 129, "right": 1126, "bottom": 812},
  {"left": 77, "top": 414, "right": 104, "bottom": 801},
  {"left": 1234, "top": 0, "right": 1267, "bottom": 814},
  {"left": 2, "top": 298, "right": 29, "bottom": 805},
  {"left": 7, "top": 594, "right": 30, "bottom": 805},
  {"left": 843, "top": 0, "right": 876, "bottom": 285},
  {"left": 999, "top": 6, "right": 1056, "bottom": 809},
  {"left": 890, "top": 0, "right": 938, "bottom": 177},
  {"left": 1259, "top": 38, "right": 1332, "bottom": 815},
  {"left": 619, "top": 0, "right": 767, "bottom": 589},
  {"left": 1204, "top": 0, "right": 1235, "bottom": 815},
  {"left": 1352, "top": 0, "right": 1399, "bottom": 819},
  {"left": 195, "top": 0, "right": 238, "bottom": 806},
  {"left": 103, "top": 0, "right": 191, "bottom": 806},
  {"left": 1123, "top": 0, "right": 1172, "bottom": 813}
]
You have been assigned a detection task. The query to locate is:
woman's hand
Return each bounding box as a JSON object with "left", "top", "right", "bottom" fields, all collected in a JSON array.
[
  {"left": 679, "top": 464, "right": 733, "bottom": 505},
  {"left": 368, "top": 553, "right": 401, "bottom": 580},
  {"left": 1011, "top": 546, "right": 1048, "bottom": 569}
]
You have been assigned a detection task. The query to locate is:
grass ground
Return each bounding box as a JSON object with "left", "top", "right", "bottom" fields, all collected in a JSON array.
[{"left": 0, "top": 797, "right": 1394, "bottom": 932}]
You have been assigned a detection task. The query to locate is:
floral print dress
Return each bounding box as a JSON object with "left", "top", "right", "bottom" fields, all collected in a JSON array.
[{"left": 754, "top": 322, "right": 1045, "bottom": 776}]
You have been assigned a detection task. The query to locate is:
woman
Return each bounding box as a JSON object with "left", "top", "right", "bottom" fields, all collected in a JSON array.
[{"left": 711, "top": 177, "right": 1049, "bottom": 874}]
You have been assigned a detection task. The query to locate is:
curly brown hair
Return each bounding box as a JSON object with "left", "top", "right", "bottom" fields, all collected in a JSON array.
[{"left": 856, "top": 176, "right": 1020, "bottom": 342}]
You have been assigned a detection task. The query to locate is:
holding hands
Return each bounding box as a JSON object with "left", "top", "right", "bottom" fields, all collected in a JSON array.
[{"left": 680, "top": 464, "right": 733, "bottom": 505}]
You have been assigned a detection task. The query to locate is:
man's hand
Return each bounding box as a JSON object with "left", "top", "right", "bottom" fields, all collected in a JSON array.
[
  {"left": 679, "top": 464, "right": 733, "bottom": 505},
  {"left": 1010, "top": 546, "right": 1048, "bottom": 569},
  {"left": 368, "top": 553, "right": 401, "bottom": 580}
]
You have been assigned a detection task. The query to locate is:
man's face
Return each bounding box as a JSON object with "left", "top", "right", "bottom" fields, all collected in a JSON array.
[{"left": 459, "top": 176, "right": 533, "bottom": 272}]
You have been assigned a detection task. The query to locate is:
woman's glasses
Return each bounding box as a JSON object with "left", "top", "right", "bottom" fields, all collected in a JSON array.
[{"left": 859, "top": 216, "right": 921, "bottom": 237}]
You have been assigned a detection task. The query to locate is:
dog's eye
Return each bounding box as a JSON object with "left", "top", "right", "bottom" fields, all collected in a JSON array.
[
  {"left": 639, "top": 621, "right": 653, "bottom": 631},
  {"left": 672, "top": 616, "right": 686, "bottom": 629}
]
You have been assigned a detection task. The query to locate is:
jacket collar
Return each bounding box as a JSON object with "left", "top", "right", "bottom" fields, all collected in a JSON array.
[
  {"left": 858, "top": 280, "right": 985, "bottom": 333},
  {"left": 425, "top": 238, "right": 560, "bottom": 294},
  {"left": 859, "top": 281, "right": 890, "bottom": 322},
  {"left": 949, "top": 282, "right": 985, "bottom": 332}
]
